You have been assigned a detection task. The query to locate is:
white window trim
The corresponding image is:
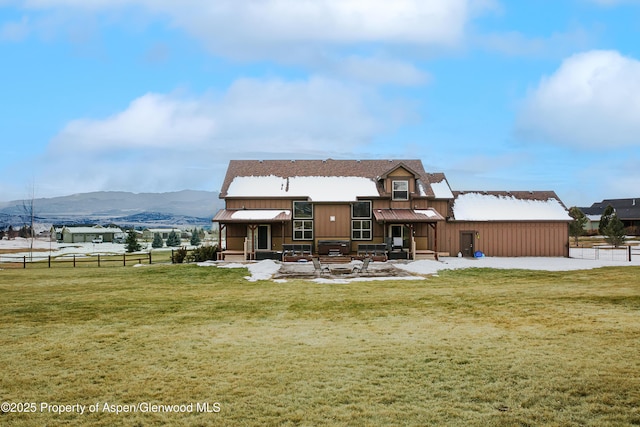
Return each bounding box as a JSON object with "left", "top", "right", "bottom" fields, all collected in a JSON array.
[
  {"left": 392, "top": 180, "right": 409, "bottom": 201},
  {"left": 293, "top": 220, "right": 313, "bottom": 241},
  {"left": 351, "top": 219, "right": 372, "bottom": 241}
]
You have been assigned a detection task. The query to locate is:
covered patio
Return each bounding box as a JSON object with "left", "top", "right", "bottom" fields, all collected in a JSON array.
[{"left": 373, "top": 208, "right": 445, "bottom": 260}]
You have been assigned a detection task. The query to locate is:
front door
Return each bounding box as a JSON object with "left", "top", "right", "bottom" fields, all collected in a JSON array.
[{"left": 460, "top": 231, "right": 475, "bottom": 257}]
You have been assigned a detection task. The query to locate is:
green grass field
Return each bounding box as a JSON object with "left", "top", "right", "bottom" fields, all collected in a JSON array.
[{"left": 1, "top": 264, "right": 639, "bottom": 426}]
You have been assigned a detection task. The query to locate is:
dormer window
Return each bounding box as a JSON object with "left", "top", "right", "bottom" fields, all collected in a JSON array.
[{"left": 392, "top": 180, "right": 409, "bottom": 200}]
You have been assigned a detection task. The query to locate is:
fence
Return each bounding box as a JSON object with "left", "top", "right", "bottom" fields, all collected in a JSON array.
[
  {"left": 0, "top": 247, "right": 218, "bottom": 269},
  {"left": 0, "top": 252, "right": 154, "bottom": 269},
  {"left": 570, "top": 245, "right": 640, "bottom": 262}
]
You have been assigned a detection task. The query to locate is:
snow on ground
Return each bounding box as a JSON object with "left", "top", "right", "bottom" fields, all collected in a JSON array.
[
  {"left": 0, "top": 237, "right": 170, "bottom": 260},
  {"left": 5, "top": 237, "right": 639, "bottom": 282}
]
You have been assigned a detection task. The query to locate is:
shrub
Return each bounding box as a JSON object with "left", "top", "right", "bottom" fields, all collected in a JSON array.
[
  {"left": 191, "top": 245, "right": 219, "bottom": 262},
  {"left": 171, "top": 247, "right": 188, "bottom": 263}
]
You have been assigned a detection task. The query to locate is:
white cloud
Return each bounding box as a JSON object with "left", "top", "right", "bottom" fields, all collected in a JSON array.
[
  {"left": 516, "top": 50, "right": 640, "bottom": 148},
  {"left": 40, "top": 77, "right": 406, "bottom": 194},
  {"left": 15, "top": 0, "right": 485, "bottom": 49}
]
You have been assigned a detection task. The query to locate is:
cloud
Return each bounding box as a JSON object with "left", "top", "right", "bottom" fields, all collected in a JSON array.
[
  {"left": 0, "top": 15, "right": 30, "bottom": 41},
  {"left": 478, "top": 28, "right": 593, "bottom": 58},
  {"left": 40, "top": 77, "right": 408, "bottom": 194},
  {"left": 515, "top": 50, "right": 640, "bottom": 148},
  {"left": 14, "top": 0, "right": 486, "bottom": 49}
]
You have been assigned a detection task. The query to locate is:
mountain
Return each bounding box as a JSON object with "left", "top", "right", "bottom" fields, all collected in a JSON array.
[{"left": 0, "top": 190, "right": 223, "bottom": 228}]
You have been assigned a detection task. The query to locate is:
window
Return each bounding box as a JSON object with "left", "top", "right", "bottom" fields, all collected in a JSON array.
[
  {"left": 352, "top": 220, "right": 372, "bottom": 240},
  {"left": 392, "top": 180, "right": 409, "bottom": 200},
  {"left": 352, "top": 201, "right": 372, "bottom": 240},
  {"left": 293, "top": 201, "right": 313, "bottom": 218},
  {"left": 293, "top": 201, "right": 313, "bottom": 240},
  {"left": 352, "top": 201, "right": 371, "bottom": 219},
  {"left": 293, "top": 220, "right": 313, "bottom": 240}
]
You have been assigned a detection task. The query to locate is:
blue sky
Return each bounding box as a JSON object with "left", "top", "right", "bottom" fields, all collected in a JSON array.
[{"left": 1, "top": 0, "right": 639, "bottom": 207}]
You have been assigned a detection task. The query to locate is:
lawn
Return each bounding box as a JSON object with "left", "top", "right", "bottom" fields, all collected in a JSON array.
[{"left": 1, "top": 264, "right": 639, "bottom": 426}]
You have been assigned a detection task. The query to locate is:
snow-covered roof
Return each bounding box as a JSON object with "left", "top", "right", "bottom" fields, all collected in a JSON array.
[
  {"left": 63, "top": 226, "right": 122, "bottom": 234},
  {"left": 226, "top": 175, "right": 380, "bottom": 202},
  {"left": 452, "top": 192, "right": 571, "bottom": 221},
  {"left": 231, "top": 210, "right": 291, "bottom": 220},
  {"left": 430, "top": 180, "right": 454, "bottom": 199}
]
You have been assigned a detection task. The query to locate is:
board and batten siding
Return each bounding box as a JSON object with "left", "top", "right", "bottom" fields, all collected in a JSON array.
[{"left": 441, "top": 221, "right": 569, "bottom": 257}]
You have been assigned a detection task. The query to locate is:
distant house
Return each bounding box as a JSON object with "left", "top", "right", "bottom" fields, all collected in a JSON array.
[
  {"left": 61, "top": 225, "right": 123, "bottom": 243},
  {"left": 213, "top": 159, "right": 572, "bottom": 260},
  {"left": 579, "top": 198, "right": 640, "bottom": 232},
  {"left": 142, "top": 228, "right": 187, "bottom": 241}
]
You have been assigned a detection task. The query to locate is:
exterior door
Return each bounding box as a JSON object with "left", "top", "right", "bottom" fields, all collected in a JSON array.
[
  {"left": 460, "top": 232, "right": 475, "bottom": 257},
  {"left": 256, "top": 225, "right": 271, "bottom": 251}
]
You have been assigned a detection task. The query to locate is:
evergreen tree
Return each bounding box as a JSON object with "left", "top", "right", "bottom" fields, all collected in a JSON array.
[
  {"left": 603, "top": 213, "right": 626, "bottom": 247},
  {"left": 598, "top": 205, "right": 615, "bottom": 236},
  {"left": 166, "top": 230, "right": 181, "bottom": 247},
  {"left": 0, "top": 228, "right": 5, "bottom": 240},
  {"left": 125, "top": 229, "right": 141, "bottom": 253},
  {"left": 190, "top": 227, "right": 201, "bottom": 246},
  {"left": 7, "top": 225, "right": 17, "bottom": 240},
  {"left": 568, "top": 207, "right": 587, "bottom": 245},
  {"left": 151, "top": 233, "right": 164, "bottom": 248}
]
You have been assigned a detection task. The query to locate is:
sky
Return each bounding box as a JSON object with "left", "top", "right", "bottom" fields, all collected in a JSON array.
[{"left": 1, "top": 0, "right": 639, "bottom": 208}]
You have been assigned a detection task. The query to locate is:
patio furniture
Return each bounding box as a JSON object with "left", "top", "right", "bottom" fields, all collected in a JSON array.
[
  {"left": 352, "top": 257, "right": 371, "bottom": 275},
  {"left": 312, "top": 257, "right": 330, "bottom": 275}
]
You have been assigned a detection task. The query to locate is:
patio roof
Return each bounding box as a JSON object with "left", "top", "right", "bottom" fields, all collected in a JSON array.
[
  {"left": 373, "top": 208, "right": 444, "bottom": 223},
  {"left": 213, "top": 209, "right": 292, "bottom": 223}
]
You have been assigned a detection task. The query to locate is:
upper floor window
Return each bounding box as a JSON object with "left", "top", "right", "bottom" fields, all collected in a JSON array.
[
  {"left": 392, "top": 180, "right": 409, "bottom": 200},
  {"left": 293, "top": 201, "right": 313, "bottom": 219},
  {"left": 352, "top": 201, "right": 371, "bottom": 219}
]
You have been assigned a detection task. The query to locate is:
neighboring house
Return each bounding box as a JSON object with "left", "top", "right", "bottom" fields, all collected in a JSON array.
[
  {"left": 579, "top": 198, "right": 640, "bottom": 232},
  {"left": 141, "top": 228, "right": 187, "bottom": 241},
  {"left": 61, "top": 225, "right": 123, "bottom": 243},
  {"left": 51, "top": 225, "right": 64, "bottom": 242},
  {"left": 213, "top": 159, "right": 572, "bottom": 260}
]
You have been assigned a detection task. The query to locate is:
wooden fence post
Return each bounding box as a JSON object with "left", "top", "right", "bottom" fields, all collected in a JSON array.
[
  {"left": 73, "top": 254, "right": 76, "bottom": 268},
  {"left": 149, "top": 252, "right": 152, "bottom": 264},
  {"left": 123, "top": 253, "right": 126, "bottom": 267},
  {"left": 98, "top": 254, "right": 101, "bottom": 267},
  {"left": 48, "top": 256, "right": 51, "bottom": 268},
  {"left": 23, "top": 256, "right": 26, "bottom": 269},
  {"left": 629, "top": 245, "right": 632, "bottom": 262}
]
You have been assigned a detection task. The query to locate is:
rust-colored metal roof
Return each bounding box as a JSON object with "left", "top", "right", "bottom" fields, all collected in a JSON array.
[
  {"left": 373, "top": 208, "right": 445, "bottom": 223},
  {"left": 219, "top": 159, "right": 448, "bottom": 199},
  {"left": 213, "top": 209, "right": 292, "bottom": 223}
]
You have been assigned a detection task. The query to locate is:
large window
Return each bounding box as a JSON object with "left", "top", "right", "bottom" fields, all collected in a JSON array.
[
  {"left": 293, "top": 201, "right": 313, "bottom": 240},
  {"left": 392, "top": 180, "right": 409, "bottom": 200},
  {"left": 352, "top": 201, "right": 372, "bottom": 240}
]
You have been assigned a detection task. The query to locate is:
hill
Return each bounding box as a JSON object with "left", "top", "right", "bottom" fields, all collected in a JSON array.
[{"left": 0, "top": 190, "right": 222, "bottom": 228}]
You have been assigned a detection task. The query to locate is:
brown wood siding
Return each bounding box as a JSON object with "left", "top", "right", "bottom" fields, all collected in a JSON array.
[
  {"left": 313, "top": 204, "right": 352, "bottom": 239},
  {"left": 441, "top": 221, "right": 569, "bottom": 257}
]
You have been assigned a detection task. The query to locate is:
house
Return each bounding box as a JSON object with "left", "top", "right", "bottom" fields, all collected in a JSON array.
[
  {"left": 61, "top": 225, "right": 124, "bottom": 243},
  {"left": 579, "top": 198, "right": 640, "bottom": 233},
  {"left": 142, "top": 228, "right": 187, "bottom": 241},
  {"left": 213, "top": 159, "right": 572, "bottom": 260}
]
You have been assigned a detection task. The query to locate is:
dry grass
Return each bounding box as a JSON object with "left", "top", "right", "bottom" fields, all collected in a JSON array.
[{"left": 1, "top": 265, "right": 639, "bottom": 426}]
